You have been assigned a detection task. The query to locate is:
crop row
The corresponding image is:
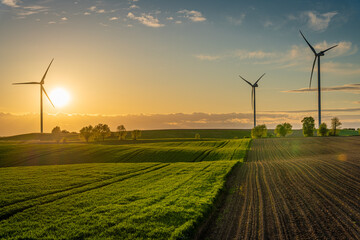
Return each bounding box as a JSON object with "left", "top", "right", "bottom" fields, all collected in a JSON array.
[{"left": 0, "top": 161, "right": 237, "bottom": 239}]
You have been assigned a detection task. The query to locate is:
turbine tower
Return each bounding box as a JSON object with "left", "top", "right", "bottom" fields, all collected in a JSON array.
[
  {"left": 300, "top": 30, "right": 337, "bottom": 126},
  {"left": 13, "top": 59, "right": 55, "bottom": 133},
  {"left": 239, "top": 73, "right": 265, "bottom": 128}
]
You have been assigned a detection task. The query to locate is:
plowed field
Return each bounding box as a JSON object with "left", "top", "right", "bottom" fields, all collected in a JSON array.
[{"left": 203, "top": 137, "right": 360, "bottom": 239}]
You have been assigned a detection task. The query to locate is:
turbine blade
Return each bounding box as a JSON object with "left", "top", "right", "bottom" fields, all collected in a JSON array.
[
  {"left": 299, "top": 30, "right": 316, "bottom": 55},
  {"left": 13, "top": 82, "right": 40, "bottom": 85},
  {"left": 42, "top": 86, "right": 55, "bottom": 108},
  {"left": 321, "top": 44, "right": 338, "bottom": 54},
  {"left": 309, "top": 56, "right": 317, "bottom": 89},
  {"left": 239, "top": 75, "right": 253, "bottom": 86},
  {"left": 255, "top": 73, "right": 266, "bottom": 85},
  {"left": 40, "top": 58, "right": 54, "bottom": 84}
]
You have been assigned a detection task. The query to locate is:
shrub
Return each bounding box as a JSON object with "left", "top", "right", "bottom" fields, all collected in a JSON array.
[
  {"left": 51, "top": 126, "right": 62, "bottom": 143},
  {"left": 251, "top": 124, "right": 267, "bottom": 138},
  {"left": 274, "top": 123, "right": 293, "bottom": 137},
  {"left": 317, "top": 122, "right": 329, "bottom": 136},
  {"left": 195, "top": 133, "right": 201, "bottom": 139},
  {"left": 132, "top": 130, "right": 142, "bottom": 140},
  {"left": 301, "top": 117, "right": 315, "bottom": 137}
]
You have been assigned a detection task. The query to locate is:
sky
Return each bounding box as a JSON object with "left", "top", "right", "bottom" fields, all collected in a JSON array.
[{"left": 0, "top": 0, "right": 360, "bottom": 135}]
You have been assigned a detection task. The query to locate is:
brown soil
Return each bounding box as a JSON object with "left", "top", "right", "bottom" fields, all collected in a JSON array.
[{"left": 201, "top": 137, "right": 360, "bottom": 240}]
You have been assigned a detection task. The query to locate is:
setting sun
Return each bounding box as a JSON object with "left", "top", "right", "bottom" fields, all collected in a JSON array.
[{"left": 50, "top": 88, "right": 70, "bottom": 108}]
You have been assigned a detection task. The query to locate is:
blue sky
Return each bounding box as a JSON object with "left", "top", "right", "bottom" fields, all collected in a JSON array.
[{"left": 0, "top": 0, "right": 360, "bottom": 133}]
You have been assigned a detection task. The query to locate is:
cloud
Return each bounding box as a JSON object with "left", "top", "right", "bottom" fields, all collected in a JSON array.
[
  {"left": 88, "top": 6, "right": 96, "bottom": 11},
  {"left": 127, "top": 12, "right": 164, "bottom": 28},
  {"left": 236, "top": 50, "right": 276, "bottom": 60},
  {"left": 195, "top": 55, "right": 222, "bottom": 61},
  {"left": 227, "top": 14, "right": 245, "bottom": 26},
  {"left": 285, "top": 83, "right": 360, "bottom": 94},
  {"left": 2, "top": 111, "right": 360, "bottom": 136},
  {"left": 61, "top": 17, "right": 67, "bottom": 21},
  {"left": 263, "top": 20, "right": 273, "bottom": 28},
  {"left": 166, "top": 17, "right": 173, "bottom": 20},
  {"left": 97, "top": 9, "right": 105, "bottom": 13},
  {"left": 1, "top": 0, "right": 19, "bottom": 7},
  {"left": 48, "top": 21, "right": 56, "bottom": 24},
  {"left": 84, "top": 12, "right": 90, "bottom": 15},
  {"left": 178, "top": 10, "right": 206, "bottom": 22},
  {"left": 304, "top": 11, "right": 338, "bottom": 32},
  {"left": 129, "top": 4, "right": 138, "bottom": 9},
  {"left": 109, "top": 17, "right": 118, "bottom": 21},
  {"left": 175, "top": 20, "right": 182, "bottom": 24}
]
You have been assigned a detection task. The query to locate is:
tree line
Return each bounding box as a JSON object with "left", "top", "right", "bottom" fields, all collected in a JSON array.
[
  {"left": 251, "top": 116, "right": 348, "bottom": 138},
  {"left": 51, "top": 124, "right": 142, "bottom": 143}
]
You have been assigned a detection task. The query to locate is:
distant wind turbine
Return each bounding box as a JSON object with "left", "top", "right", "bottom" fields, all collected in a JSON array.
[
  {"left": 300, "top": 30, "right": 337, "bottom": 126},
  {"left": 239, "top": 73, "right": 265, "bottom": 128},
  {"left": 13, "top": 59, "right": 55, "bottom": 133}
]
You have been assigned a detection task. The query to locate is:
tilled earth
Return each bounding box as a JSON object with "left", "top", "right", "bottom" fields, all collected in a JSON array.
[{"left": 202, "top": 137, "right": 360, "bottom": 240}]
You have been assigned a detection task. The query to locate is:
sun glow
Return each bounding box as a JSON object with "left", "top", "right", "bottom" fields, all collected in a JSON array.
[{"left": 49, "top": 88, "right": 70, "bottom": 108}]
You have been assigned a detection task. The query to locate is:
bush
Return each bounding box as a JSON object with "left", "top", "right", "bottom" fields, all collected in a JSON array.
[
  {"left": 132, "top": 130, "right": 142, "bottom": 140},
  {"left": 195, "top": 133, "right": 201, "bottom": 139},
  {"left": 317, "top": 123, "right": 329, "bottom": 136},
  {"left": 302, "top": 117, "right": 315, "bottom": 137},
  {"left": 251, "top": 124, "right": 267, "bottom": 138},
  {"left": 274, "top": 123, "right": 293, "bottom": 137},
  {"left": 51, "top": 126, "right": 62, "bottom": 143},
  {"left": 80, "top": 125, "right": 93, "bottom": 143}
]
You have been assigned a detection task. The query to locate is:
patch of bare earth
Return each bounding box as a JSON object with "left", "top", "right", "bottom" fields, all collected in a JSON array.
[{"left": 201, "top": 137, "right": 360, "bottom": 240}]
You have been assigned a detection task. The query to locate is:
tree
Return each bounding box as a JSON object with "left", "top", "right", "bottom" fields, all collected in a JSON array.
[
  {"left": 132, "top": 130, "right": 141, "bottom": 140},
  {"left": 93, "top": 124, "right": 111, "bottom": 141},
  {"left": 51, "top": 126, "right": 62, "bottom": 143},
  {"left": 301, "top": 117, "right": 315, "bottom": 137},
  {"left": 117, "top": 125, "right": 127, "bottom": 140},
  {"left": 195, "top": 133, "right": 201, "bottom": 139},
  {"left": 330, "top": 117, "right": 342, "bottom": 136},
  {"left": 318, "top": 122, "right": 329, "bottom": 136},
  {"left": 274, "top": 122, "right": 293, "bottom": 137},
  {"left": 251, "top": 124, "right": 267, "bottom": 138},
  {"left": 80, "top": 125, "right": 93, "bottom": 143}
]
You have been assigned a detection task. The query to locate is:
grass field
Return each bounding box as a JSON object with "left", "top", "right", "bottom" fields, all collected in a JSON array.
[
  {"left": 204, "top": 137, "right": 360, "bottom": 239},
  {"left": 0, "top": 139, "right": 250, "bottom": 167},
  {"left": 0, "top": 138, "right": 250, "bottom": 239}
]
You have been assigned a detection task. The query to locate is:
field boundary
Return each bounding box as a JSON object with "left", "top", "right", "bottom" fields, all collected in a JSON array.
[{"left": 192, "top": 161, "right": 242, "bottom": 240}]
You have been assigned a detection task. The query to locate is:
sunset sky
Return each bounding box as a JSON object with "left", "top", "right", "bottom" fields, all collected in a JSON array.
[{"left": 1, "top": 0, "right": 360, "bottom": 135}]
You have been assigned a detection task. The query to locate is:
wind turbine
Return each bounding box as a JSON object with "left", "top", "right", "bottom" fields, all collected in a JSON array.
[
  {"left": 13, "top": 59, "right": 55, "bottom": 133},
  {"left": 300, "top": 30, "right": 337, "bottom": 126},
  {"left": 239, "top": 73, "right": 265, "bottom": 128}
]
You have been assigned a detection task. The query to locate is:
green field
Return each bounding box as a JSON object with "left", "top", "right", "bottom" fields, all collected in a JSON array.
[{"left": 0, "top": 138, "right": 251, "bottom": 239}]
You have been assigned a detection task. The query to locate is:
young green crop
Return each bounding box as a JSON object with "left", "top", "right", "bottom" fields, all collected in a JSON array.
[{"left": 0, "top": 161, "right": 237, "bottom": 239}]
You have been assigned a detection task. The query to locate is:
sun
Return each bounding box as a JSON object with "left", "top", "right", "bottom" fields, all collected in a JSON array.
[{"left": 49, "top": 88, "right": 71, "bottom": 108}]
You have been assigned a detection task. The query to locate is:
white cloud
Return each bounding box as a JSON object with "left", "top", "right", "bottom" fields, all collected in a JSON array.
[
  {"left": 109, "top": 17, "right": 118, "bottom": 21},
  {"left": 61, "top": 17, "right": 67, "bottom": 21},
  {"left": 48, "top": 21, "right": 56, "bottom": 24},
  {"left": 195, "top": 55, "right": 222, "bottom": 61},
  {"left": 227, "top": 14, "right": 245, "bottom": 26},
  {"left": 97, "top": 9, "right": 105, "bottom": 13},
  {"left": 1, "top": 0, "right": 19, "bottom": 7},
  {"left": 263, "top": 20, "right": 273, "bottom": 28},
  {"left": 84, "top": 12, "right": 90, "bottom": 15},
  {"left": 166, "top": 17, "right": 173, "bottom": 20},
  {"left": 305, "top": 11, "right": 337, "bottom": 32},
  {"left": 175, "top": 20, "right": 182, "bottom": 24},
  {"left": 88, "top": 6, "right": 96, "bottom": 11},
  {"left": 129, "top": 4, "right": 138, "bottom": 9},
  {"left": 178, "top": 9, "right": 206, "bottom": 22},
  {"left": 127, "top": 12, "right": 164, "bottom": 28}
]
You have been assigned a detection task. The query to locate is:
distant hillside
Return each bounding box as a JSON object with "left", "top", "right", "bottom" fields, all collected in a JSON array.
[{"left": 0, "top": 128, "right": 358, "bottom": 141}]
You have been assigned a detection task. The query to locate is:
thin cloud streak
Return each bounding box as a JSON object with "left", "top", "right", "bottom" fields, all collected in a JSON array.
[
  {"left": 127, "top": 12, "right": 164, "bottom": 27},
  {"left": 284, "top": 83, "right": 360, "bottom": 94},
  {"left": 1, "top": 111, "right": 360, "bottom": 136}
]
